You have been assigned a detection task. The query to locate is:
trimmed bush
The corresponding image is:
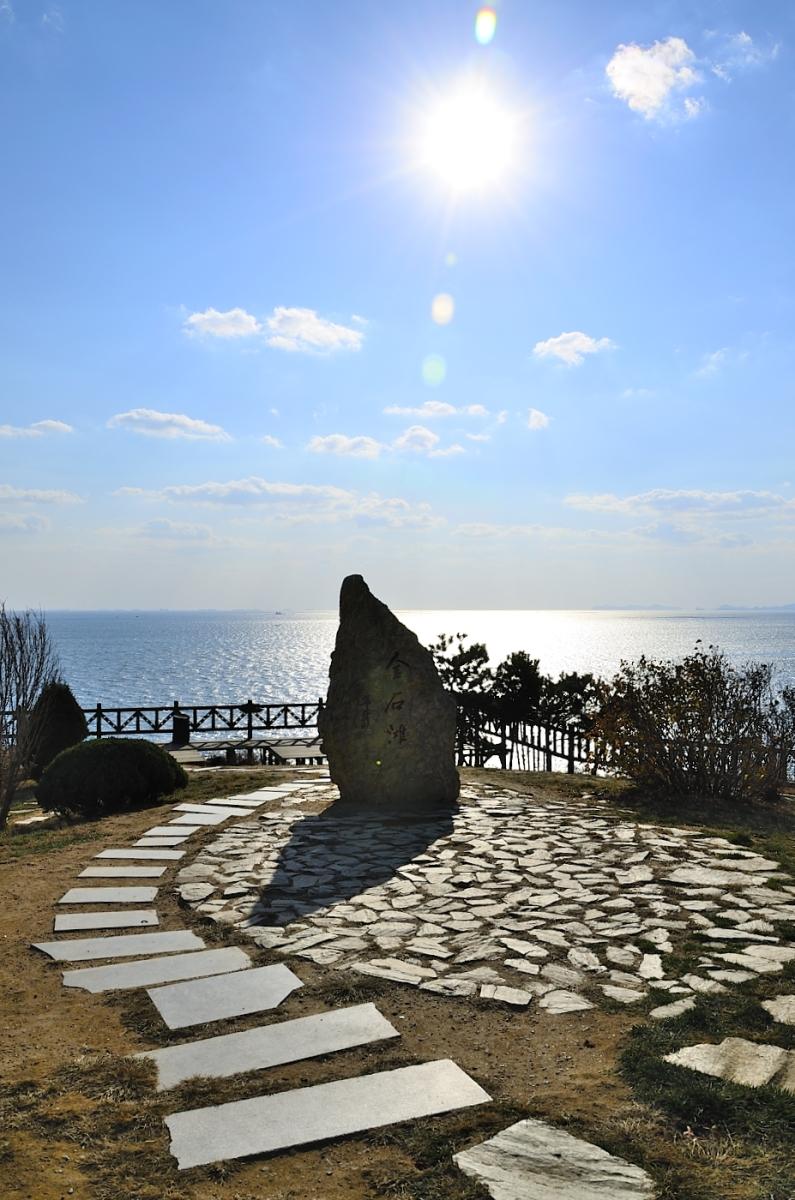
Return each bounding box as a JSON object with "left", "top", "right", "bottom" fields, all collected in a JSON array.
[
  {"left": 37, "top": 737, "right": 188, "bottom": 819},
  {"left": 29, "top": 680, "right": 88, "bottom": 780}
]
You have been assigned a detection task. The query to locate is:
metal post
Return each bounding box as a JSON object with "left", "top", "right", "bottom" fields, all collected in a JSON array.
[{"left": 96, "top": 703, "right": 102, "bottom": 739}]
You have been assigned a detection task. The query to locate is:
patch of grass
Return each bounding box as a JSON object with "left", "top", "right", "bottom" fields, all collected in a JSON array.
[{"left": 314, "top": 971, "right": 390, "bottom": 1006}]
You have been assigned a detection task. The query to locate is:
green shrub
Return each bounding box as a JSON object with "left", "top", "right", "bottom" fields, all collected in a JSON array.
[
  {"left": 593, "top": 644, "right": 795, "bottom": 803},
  {"left": 37, "top": 738, "right": 188, "bottom": 819},
  {"left": 29, "top": 680, "right": 88, "bottom": 780}
]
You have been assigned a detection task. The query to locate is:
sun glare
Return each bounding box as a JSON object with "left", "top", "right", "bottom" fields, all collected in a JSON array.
[{"left": 418, "top": 82, "right": 517, "bottom": 193}]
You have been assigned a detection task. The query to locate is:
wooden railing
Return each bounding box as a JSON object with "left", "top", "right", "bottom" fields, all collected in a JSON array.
[
  {"left": 455, "top": 701, "right": 605, "bottom": 773},
  {"left": 80, "top": 700, "right": 325, "bottom": 742}
]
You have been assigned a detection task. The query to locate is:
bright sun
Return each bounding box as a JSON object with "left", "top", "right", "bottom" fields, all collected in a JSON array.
[{"left": 418, "top": 81, "right": 517, "bottom": 193}]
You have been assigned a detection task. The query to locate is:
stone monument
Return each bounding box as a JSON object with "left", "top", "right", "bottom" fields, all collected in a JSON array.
[{"left": 318, "top": 575, "right": 459, "bottom": 809}]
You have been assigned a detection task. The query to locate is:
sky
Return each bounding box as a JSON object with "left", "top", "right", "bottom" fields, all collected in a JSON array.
[{"left": 1, "top": 0, "right": 794, "bottom": 611}]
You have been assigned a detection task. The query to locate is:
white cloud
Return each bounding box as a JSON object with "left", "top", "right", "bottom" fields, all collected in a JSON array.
[
  {"left": 533, "top": 331, "right": 615, "bottom": 366},
  {"left": 565, "top": 489, "right": 794, "bottom": 517},
  {"left": 528, "top": 408, "right": 550, "bottom": 431},
  {"left": 606, "top": 37, "right": 702, "bottom": 120},
  {"left": 265, "top": 307, "right": 364, "bottom": 354},
  {"left": 138, "top": 519, "right": 215, "bottom": 542},
  {"left": 464, "top": 404, "right": 489, "bottom": 416},
  {"left": 41, "top": 5, "right": 64, "bottom": 31},
  {"left": 430, "top": 443, "right": 465, "bottom": 458},
  {"left": 0, "top": 483, "right": 82, "bottom": 504},
  {"left": 695, "top": 348, "right": 728, "bottom": 377},
  {"left": 183, "top": 307, "right": 261, "bottom": 338},
  {"left": 260, "top": 435, "right": 283, "bottom": 449},
  {"left": 0, "top": 419, "right": 73, "bottom": 438},
  {"left": 622, "top": 387, "right": 654, "bottom": 399},
  {"left": 0, "top": 0, "right": 14, "bottom": 22},
  {"left": 116, "top": 475, "right": 440, "bottom": 529},
  {"left": 108, "top": 409, "right": 231, "bottom": 442},
  {"left": 0, "top": 513, "right": 49, "bottom": 534},
  {"left": 393, "top": 424, "right": 439, "bottom": 454},
  {"left": 384, "top": 401, "right": 457, "bottom": 418},
  {"left": 466, "top": 432, "right": 491, "bottom": 443},
  {"left": 496, "top": 410, "right": 509, "bottom": 424},
  {"left": 711, "top": 31, "right": 780, "bottom": 81},
  {"left": 307, "top": 434, "right": 384, "bottom": 459}
]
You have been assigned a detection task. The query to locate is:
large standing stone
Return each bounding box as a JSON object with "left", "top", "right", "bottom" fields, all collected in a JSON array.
[{"left": 318, "top": 575, "right": 459, "bottom": 809}]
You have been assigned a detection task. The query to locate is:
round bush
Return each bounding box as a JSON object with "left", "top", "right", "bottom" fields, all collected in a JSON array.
[
  {"left": 37, "top": 738, "right": 188, "bottom": 819},
  {"left": 29, "top": 679, "right": 89, "bottom": 780}
]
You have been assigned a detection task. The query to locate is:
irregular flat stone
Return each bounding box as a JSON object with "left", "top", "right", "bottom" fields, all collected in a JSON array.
[
  {"left": 667, "top": 866, "right": 763, "bottom": 888},
  {"left": 33, "top": 930, "right": 204, "bottom": 962},
  {"left": 762, "top": 996, "right": 795, "bottom": 1025},
  {"left": 139, "top": 1003, "right": 399, "bottom": 1090},
  {"left": 539, "top": 990, "right": 593, "bottom": 1014},
  {"left": 166, "top": 1059, "right": 490, "bottom": 1169},
  {"left": 79, "top": 866, "right": 165, "bottom": 879},
  {"left": 178, "top": 883, "right": 216, "bottom": 902},
  {"left": 95, "top": 848, "right": 184, "bottom": 861},
  {"left": 650, "top": 998, "right": 696, "bottom": 1020},
  {"left": 480, "top": 984, "right": 533, "bottom": 1006},
  {"left": 420, "top": 977, "right": 478, "bottom": 998},
  {"left": 59, "top": 887, "right": 158, "bottom": 904},
  {"left": 709, "top": 969, "right": 756, "bottom": 983},
  {"left": 638, "top": 954, "right": 664, "bottom": 980},
  {"left": 53, "top": 910, "right": 159, "bottom": 932},
  {"left": 63, "top": 946, "right": 251, "bottom": 993},
  {"left": 148, "top": 962, "right": 303, "bottom": 1029},
  {"left": 350, "top": 958, "right": 437, "bottom": 985},
  {"left": 665, "top": 1037, "right": 788, "bottom": 1087},
  {"left": 681, "top": 974, "right": 727, "bottom": 995},
  {"left": 454, "top": 1116, "right": 655, "bottom": 1200},
  {"left": 601, "top": 985, "right": 645, "bottom": 1004}
]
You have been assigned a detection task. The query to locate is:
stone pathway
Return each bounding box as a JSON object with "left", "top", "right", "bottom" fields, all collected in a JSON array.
[
  {"left": 32, "top": 775, "right": 492, "bottom": 1176},
  {"left": 177, "top": 781, "right": 795, "bottom": 1014},
  {"left": 34, "top": 774, "right": 795, "bottom": 1193}
]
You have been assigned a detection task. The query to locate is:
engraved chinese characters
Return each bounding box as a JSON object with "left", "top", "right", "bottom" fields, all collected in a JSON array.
[{"left": 318, "top": 575, "right": 459, "bottom": 809}]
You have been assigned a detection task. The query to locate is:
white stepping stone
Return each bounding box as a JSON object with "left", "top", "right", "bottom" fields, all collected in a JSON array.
[
  {"left": 173, "top": 803, "right": 249, "bottom": 818},
  {"left": 139, "top": 1002, "right": 400, "bottom": 1090},
  {"left": 63, "top": 946, "right": 251, "bottom": 993},
  {"left": 664, "top": 1037, "right": 789, "bottom": 1087},
  {"left": 95, "top": 848, "right": 184, "bottom": 861},
  {"left": 147, "top": 962, "right": 304, "bottom": 1030},
  {"left": 762, "top": 996, "right": 795, "bottom": 1025},
  {"left": 170, "top": 812, "right": 231, "bottom": 826},
  {"left": 79, "top": 866, "right": 165, "bottom": 879},
  {"left": 54, "top": 910, "right": 159, "bottom": 932},
  {"left": 146, "top": 826, "right": 201, "bottom": 836},
  {"left": 59, "top": 887, "right": 158, "bottom": 904},
  {"left": 165, "top": 1058, "right": 491, "bottom": 1169},
  {"left": 33, "top": 930, "right": 204, "bottom": 962},
  {"left": 203, "top": 798, "right": 264, "bottom": 809},
  {"left": 134, "top": 837, "right": 190, "bottom": 847},
  {"left": 538, "top": 990, "right": 593, "bottom": 1014},
  {"left": 454, "top": 1117, "right": 655, "bottom": 1200},
  {"left": 650, "top": 998, "right": 696, "bottom": 1020}
]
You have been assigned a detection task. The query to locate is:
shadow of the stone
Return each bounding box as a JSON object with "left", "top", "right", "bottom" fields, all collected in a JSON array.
[{"left": 254, "top": 802, "right": 456, "bottom": 926}]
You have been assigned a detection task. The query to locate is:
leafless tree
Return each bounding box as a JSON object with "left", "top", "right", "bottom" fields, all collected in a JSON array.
[{"left": 0, "top": 604, "right": 60, "bottom": 830}]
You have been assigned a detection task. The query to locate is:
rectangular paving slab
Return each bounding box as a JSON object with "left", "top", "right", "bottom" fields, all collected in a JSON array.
[
  {"left": 54, "top": 910, "right": 160, "bottom": 932},
  {"left": 170, "top": 812, "right": 234, "bottom": 826},
  {"left": 203, "top": 798, "right": 265, "bottom": 809},
  {"left": 63, "top": 947, "right": 251, "bottom": 993},
  {"left": 34, "top": 930, "right": 205, "bottom": 962},
  {"left": 59, "top": 887, "right": 159, "bottom": 904},
  {"left": 165, "top": 1058, "right": 491, "bottom": 1168},
  {"left": 79, "top": 866, "right": 166, "bottom": 879},
  {"left": 139, "top": 1003, "right": 399, "bottom": 1090},
  {"left": 147, "top": 962, "right": 304, "bottom": 1030},
  {"left": 95, "top": 848, "right": 184, "bottom": 861},
  {"left": 134, "top": 837, "right": 191, "bottom": 847},
  {"left": 173, "top": 803, "right": 250, "bottom": 817},
  {"left": 146, "top": 826, "right": 201, "bottom": 836}
]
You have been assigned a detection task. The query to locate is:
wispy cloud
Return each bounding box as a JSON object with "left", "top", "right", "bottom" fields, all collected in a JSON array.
[
  {"left": 466, "top": 432, "right": 491, "bottom": 443},
  {"left": 138, "top": 518, "right": 216, "bottom": 542},
  {"left": 107, "top": 409, "right": 231, "bottom": 442},
  {"left": 0, "top": 483, "right": 82, "bottom": 503},
  {"left": 606, "top": 36, "right": 703, "bottom": 121},
  {"left": 0, "top": 0, "right": 14, "bottom": 23},
  {"left": 392, "top": 424, "right": 464, "bottom": 458},
  {"left": 260, "top": 434, "right": 284, "bottom": 449},
  {"left": 533, "top": 331, "right": 615, "bottom": 366},
  {"left": 565, "top": 488, "right": 794, "bottom": 517},
  {"left": 694, "top": 346, "right": 747, "bottom": 378},
  {"left": 183, "top": 307, "right": 261, "bottom": 338},
  {"left": 41, "top": 5, "right": 64, "bottom": 32},
  {"left": 710, "top": 31, "right": 780, "bottom": 81},
  {"left": 0, "top": 419, "right": 73, "bottom": 438},
  {"left": 116, "top": 475, "right": 441, "bottom": 529},
  {"left": 527, "top": 408, "right": 550, "bottom": 430},
  {"left": 383, "top": 401, "right": 488, "bottom": 419},
  {"left": 264, "top": 307, "right": 364, "bottom": 353},
  {"left": 0, "top": 513, "right": 49, "bottom": 534},
  {"left": 308, "top": 434, "right": 384, "bottom": 459}
]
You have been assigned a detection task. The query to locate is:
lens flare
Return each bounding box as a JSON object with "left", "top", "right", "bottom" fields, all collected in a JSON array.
[
  {"left": 474, "top": 7, "right": 497, "bottom": 46},
  {"left": 431, "top": 293, "right": 455, "bottom": 325},
  {"left": 422, "top": 354, "right": 447, "bottom": 387},
  {"left": 419, "top": 81, "right": 516, "bottom": 192}
]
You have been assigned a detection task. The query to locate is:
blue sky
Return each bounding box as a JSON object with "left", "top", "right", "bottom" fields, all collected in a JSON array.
[{"left": 1, "top": 0, "right": 794, "bottom": 609}]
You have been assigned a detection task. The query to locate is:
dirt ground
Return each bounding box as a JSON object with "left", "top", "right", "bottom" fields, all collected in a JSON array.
[{"left": 0, "top": 769, "right": 790, "bottom": 1200}]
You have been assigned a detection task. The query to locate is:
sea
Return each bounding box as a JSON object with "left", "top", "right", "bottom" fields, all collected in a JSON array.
[{"left": 45, "top": 609, "right": 795, "bottom": 709}]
